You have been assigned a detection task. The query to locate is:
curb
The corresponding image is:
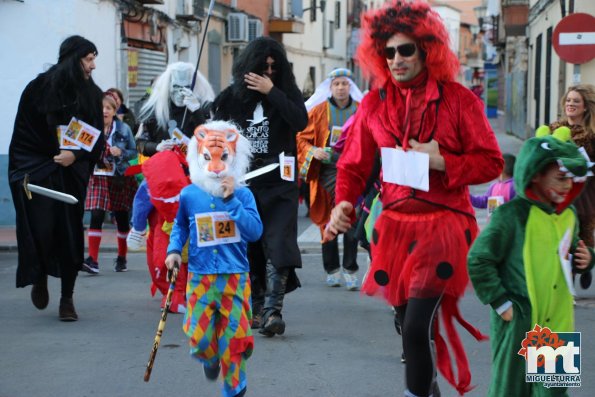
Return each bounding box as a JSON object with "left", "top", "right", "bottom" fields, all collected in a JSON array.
[{"left": 0, "top": 243, "right": 363, "bottom": 255}]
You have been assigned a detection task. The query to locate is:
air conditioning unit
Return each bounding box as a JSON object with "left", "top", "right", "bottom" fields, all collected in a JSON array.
[
  {"left": 227, "top": 13, "right": 248, "bottom": 42},
  {"left": 248, "top": 19, "right": 263, "bottom": 42},
  {"left": 176, "top": 0, "right": 202, "bottom": 21}
]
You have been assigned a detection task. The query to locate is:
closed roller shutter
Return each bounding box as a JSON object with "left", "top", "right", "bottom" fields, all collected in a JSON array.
[{"left": 128, "top": 47, "right": 167, "bottom": 105}]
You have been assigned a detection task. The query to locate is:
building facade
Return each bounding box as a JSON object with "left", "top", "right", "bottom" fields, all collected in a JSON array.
[
  {"left": 527, "top": 0, "right": 595, "bottom": 133},
  {"left": 0, "top": 0, "right": 355, "bottom": 224}
]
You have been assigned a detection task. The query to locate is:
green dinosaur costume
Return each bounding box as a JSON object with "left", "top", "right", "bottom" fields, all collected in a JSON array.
[{"left": 468, "top": 126, "right": 595, "bottom": 397}]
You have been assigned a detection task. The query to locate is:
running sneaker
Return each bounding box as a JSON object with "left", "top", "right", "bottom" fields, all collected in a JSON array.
[
  {"left": 126, "top": 228, "right": 147, "bottom": 251},
  {"left": 82, "top": 256, "right": 99, "bottom": 274},
  {"left": 326, "top": 271, "right": 342, "bottom": 287},
  {"left": 343, "top": 271, "right": 359, "bottom": 291},
  {"left": 113, "top": 256, "right": 128, "bottom": 272}
]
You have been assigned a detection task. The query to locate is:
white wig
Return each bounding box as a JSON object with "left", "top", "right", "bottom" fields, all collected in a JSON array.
[
  {"left": 187, "top": 120, "right": 252, "bottom": 197},
  {"left": 304, "top": 68, "right": 364, "bottom": 112},
  {"left": 139, "top": 62, "right": 215, "bottom": 131}
]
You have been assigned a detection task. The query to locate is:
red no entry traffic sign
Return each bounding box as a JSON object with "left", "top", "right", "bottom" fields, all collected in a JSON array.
[{"left": 553, "top": 13, "right": 595, "bottom": 64}]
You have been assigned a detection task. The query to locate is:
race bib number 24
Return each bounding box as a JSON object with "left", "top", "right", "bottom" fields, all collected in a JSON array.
[{"left": 195, "top": 211, "right": 241, "bottom": 247}]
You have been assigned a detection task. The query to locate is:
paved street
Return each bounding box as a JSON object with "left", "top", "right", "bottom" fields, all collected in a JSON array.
[
  {"left": 1, "top": 238, "right": 595, "bottom": 396},
  {"left": 2, "top": 122, "right": 595, "bottom": 397}
]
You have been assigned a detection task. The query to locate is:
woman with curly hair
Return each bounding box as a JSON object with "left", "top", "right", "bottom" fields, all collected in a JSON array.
[
  {"left": 325, "top": 1, "right": 503, "bottom": 395},
  {"left": 550, "top": 84, "right": 595, "bottom": 288}
]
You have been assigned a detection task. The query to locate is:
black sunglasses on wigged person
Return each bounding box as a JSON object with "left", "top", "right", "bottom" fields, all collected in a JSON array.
[{"left": 383, "top": 43, "right": 417, "bottom": 59}]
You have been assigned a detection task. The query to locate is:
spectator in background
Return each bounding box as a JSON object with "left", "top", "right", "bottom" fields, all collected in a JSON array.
[
  {"left": 550, "top": 84, "right": 595, "bottom": 289},
  {"left": 297, "top": 68, "right": 364, "bottom": 290},
  {"left": 106, "top": 87, "right": 137, "bottom": 132},
  {"left": 470, "top": 153, "right": 516, "bottom": 217},
  {"left": 82, "top": 92, "right": 137, "bottom": 274}
]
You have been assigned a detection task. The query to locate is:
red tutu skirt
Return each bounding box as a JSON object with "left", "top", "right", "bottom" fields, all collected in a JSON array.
[
  {"left": 363, "top": 208, "right": 488, "bottom": 395},
  {"left": 363, "top": 209, "right": 477, "bottom": 305}
]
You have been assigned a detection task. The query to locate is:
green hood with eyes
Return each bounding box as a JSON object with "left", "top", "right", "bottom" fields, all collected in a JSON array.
[{"left": 513, "top": 125, "right": 593, "bottom": 212}]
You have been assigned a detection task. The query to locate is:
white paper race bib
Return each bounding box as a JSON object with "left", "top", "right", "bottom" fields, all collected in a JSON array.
[
  {"left": 329, "top": 125, "right": 342, "bottom": 147},
  {"left": 279, "top": 152, "right": 295, "bottom": 181},
  {"left": 63, "top": 117, "right": 101, "bottom": 152},
  {"left": 57, "top": 125, "right": 80, "bottom": 150},
  {"left": 171, "top": 128, "right": 190, "bottom": 154},
  {"left": 195, "top": 211, "right": 241, "bottom": 247},
  {"left": 487, "top": 195, "right": 504, "bottom": 217},
  {"left": 94, "top": 160, "right": 116, "bottom": 176}
]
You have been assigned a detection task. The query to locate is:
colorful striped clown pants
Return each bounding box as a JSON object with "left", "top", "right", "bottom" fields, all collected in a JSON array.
[{"left": 184, "top": 272, "right": 253, "bottom": 397}]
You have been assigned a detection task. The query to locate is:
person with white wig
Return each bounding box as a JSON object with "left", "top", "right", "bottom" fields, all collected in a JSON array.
[
  {"left": 127, "top": 62, "right": 215, "bottom": 313},
  {"left": 297, "top": 68, "right": 364, "bottom": 290}
]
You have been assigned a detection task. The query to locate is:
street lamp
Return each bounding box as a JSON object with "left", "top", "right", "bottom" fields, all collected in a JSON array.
[
  {"left": 303, "top": 0, "right": 326, "bottom": 22},
  {"left": 473, "top": 5, "right": 487, "bottom": 30},
  {"left": 470, "top": 24, "right": 480, "bottom": 40}
]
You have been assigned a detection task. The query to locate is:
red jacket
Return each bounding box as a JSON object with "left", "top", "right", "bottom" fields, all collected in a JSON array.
[{"left": 336, "top": 76, "right": 503, "bottom": 217}]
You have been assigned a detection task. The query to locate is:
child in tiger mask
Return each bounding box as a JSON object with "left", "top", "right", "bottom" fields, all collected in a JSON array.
[{"left": 165, "top": 120, "right": 262, "bottom": 397}]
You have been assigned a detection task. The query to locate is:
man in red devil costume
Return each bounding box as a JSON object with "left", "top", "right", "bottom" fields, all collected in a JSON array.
[{"left": 325, "top": 2, "right": 503, "bottom": 396}]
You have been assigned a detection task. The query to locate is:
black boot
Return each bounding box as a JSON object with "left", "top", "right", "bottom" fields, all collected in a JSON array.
[
  {"left": 259, "top": 310, "right": 285, "bottom": 337},
  {"left": 251, "top": 303, "right": 264, "bottom": 329},
  {"left": 31, "top": 275, "right": 49, "bottom": 310},
  {"left": 203, "top": 361, "right": 220, "bottom": 381},
  {"left": 59, "top": 297, "right": 78, "bottom": 321}
]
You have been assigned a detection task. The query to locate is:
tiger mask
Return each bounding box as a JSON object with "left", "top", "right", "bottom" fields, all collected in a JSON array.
[{"left": 187, "top": 120, "right": 252, "bottom": 197}]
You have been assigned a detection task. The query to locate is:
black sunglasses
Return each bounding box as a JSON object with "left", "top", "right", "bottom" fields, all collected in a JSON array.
[
  {"left": 261, "top": 62, "right": 277, "bottom": 72},
  {"left": 383, "top": 43, "right": 417, "bottom": 59}
]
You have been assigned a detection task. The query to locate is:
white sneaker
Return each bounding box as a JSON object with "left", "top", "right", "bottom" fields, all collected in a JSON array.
[
  {"left": 126, "top": 228, "right": 147, "bottom": 251},
  {"left": 343, "top": 271, "right": 359, "bottom": 291},
  {"left": 326, "top": 271, "right": 342, "bottom": 287}
]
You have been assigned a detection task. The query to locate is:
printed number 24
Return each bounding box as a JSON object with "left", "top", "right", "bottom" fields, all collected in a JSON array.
[{"left": 216, "top": 221, "right": 234, "bottom": 238}]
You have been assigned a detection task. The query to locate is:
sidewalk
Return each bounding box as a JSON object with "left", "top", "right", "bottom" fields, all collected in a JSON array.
[{"left": 0, "top": 116, "right": 522, "bottom": 253}]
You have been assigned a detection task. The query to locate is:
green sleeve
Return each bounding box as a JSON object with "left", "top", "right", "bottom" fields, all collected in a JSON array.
[{"left": 468, "top": 206, "right": 514, "bottom": 309}]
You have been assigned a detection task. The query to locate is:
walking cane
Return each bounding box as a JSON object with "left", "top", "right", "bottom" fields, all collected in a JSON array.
[{"left": 144, "top": 263, "right": 179, "bottom": 382}]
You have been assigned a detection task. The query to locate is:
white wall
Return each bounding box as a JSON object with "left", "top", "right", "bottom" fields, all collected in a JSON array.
[
  {"left": 0, "top": 0, "right": 118, "bottom": 155},
  {"left": 283, "top": 0, "right": 349, "bottom": 92},
  {"left": 568, "top": 2, "right": 595, "bottom": 88},
  {"left": 433, "top": 6, "right": 461, "bottom": 54}
]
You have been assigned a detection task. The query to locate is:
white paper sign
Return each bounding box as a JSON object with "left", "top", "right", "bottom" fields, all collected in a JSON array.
[
  {"left": 279, "top": 152, "right": 295, "bottom": 182},
  {"left": 558, "top": 228, "right": 576, "bottom": 296},
  {"left": 380, "top": 147, "right": 430, "bottom": 192}
]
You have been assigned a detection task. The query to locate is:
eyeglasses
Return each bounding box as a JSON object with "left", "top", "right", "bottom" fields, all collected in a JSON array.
[{"left": 383, "top": 43, "right": 417, "bottom": 59}]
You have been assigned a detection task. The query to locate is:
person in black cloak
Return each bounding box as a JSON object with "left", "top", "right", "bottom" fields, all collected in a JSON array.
[
  {"left": 212, "top": 37, "right": 309, "bottom": 337},
  {"left": 8, "top": 35, "right": 104, "bottom": 321}
]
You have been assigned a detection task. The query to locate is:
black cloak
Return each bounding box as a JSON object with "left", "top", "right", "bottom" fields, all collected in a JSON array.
[{"left": 9, "top": 73, "right": 104, "bottom": 287}]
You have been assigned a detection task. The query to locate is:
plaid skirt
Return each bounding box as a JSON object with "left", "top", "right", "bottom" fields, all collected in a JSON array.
[{"left": 85, "top": 175, "right": 138, "bottom": 211}]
